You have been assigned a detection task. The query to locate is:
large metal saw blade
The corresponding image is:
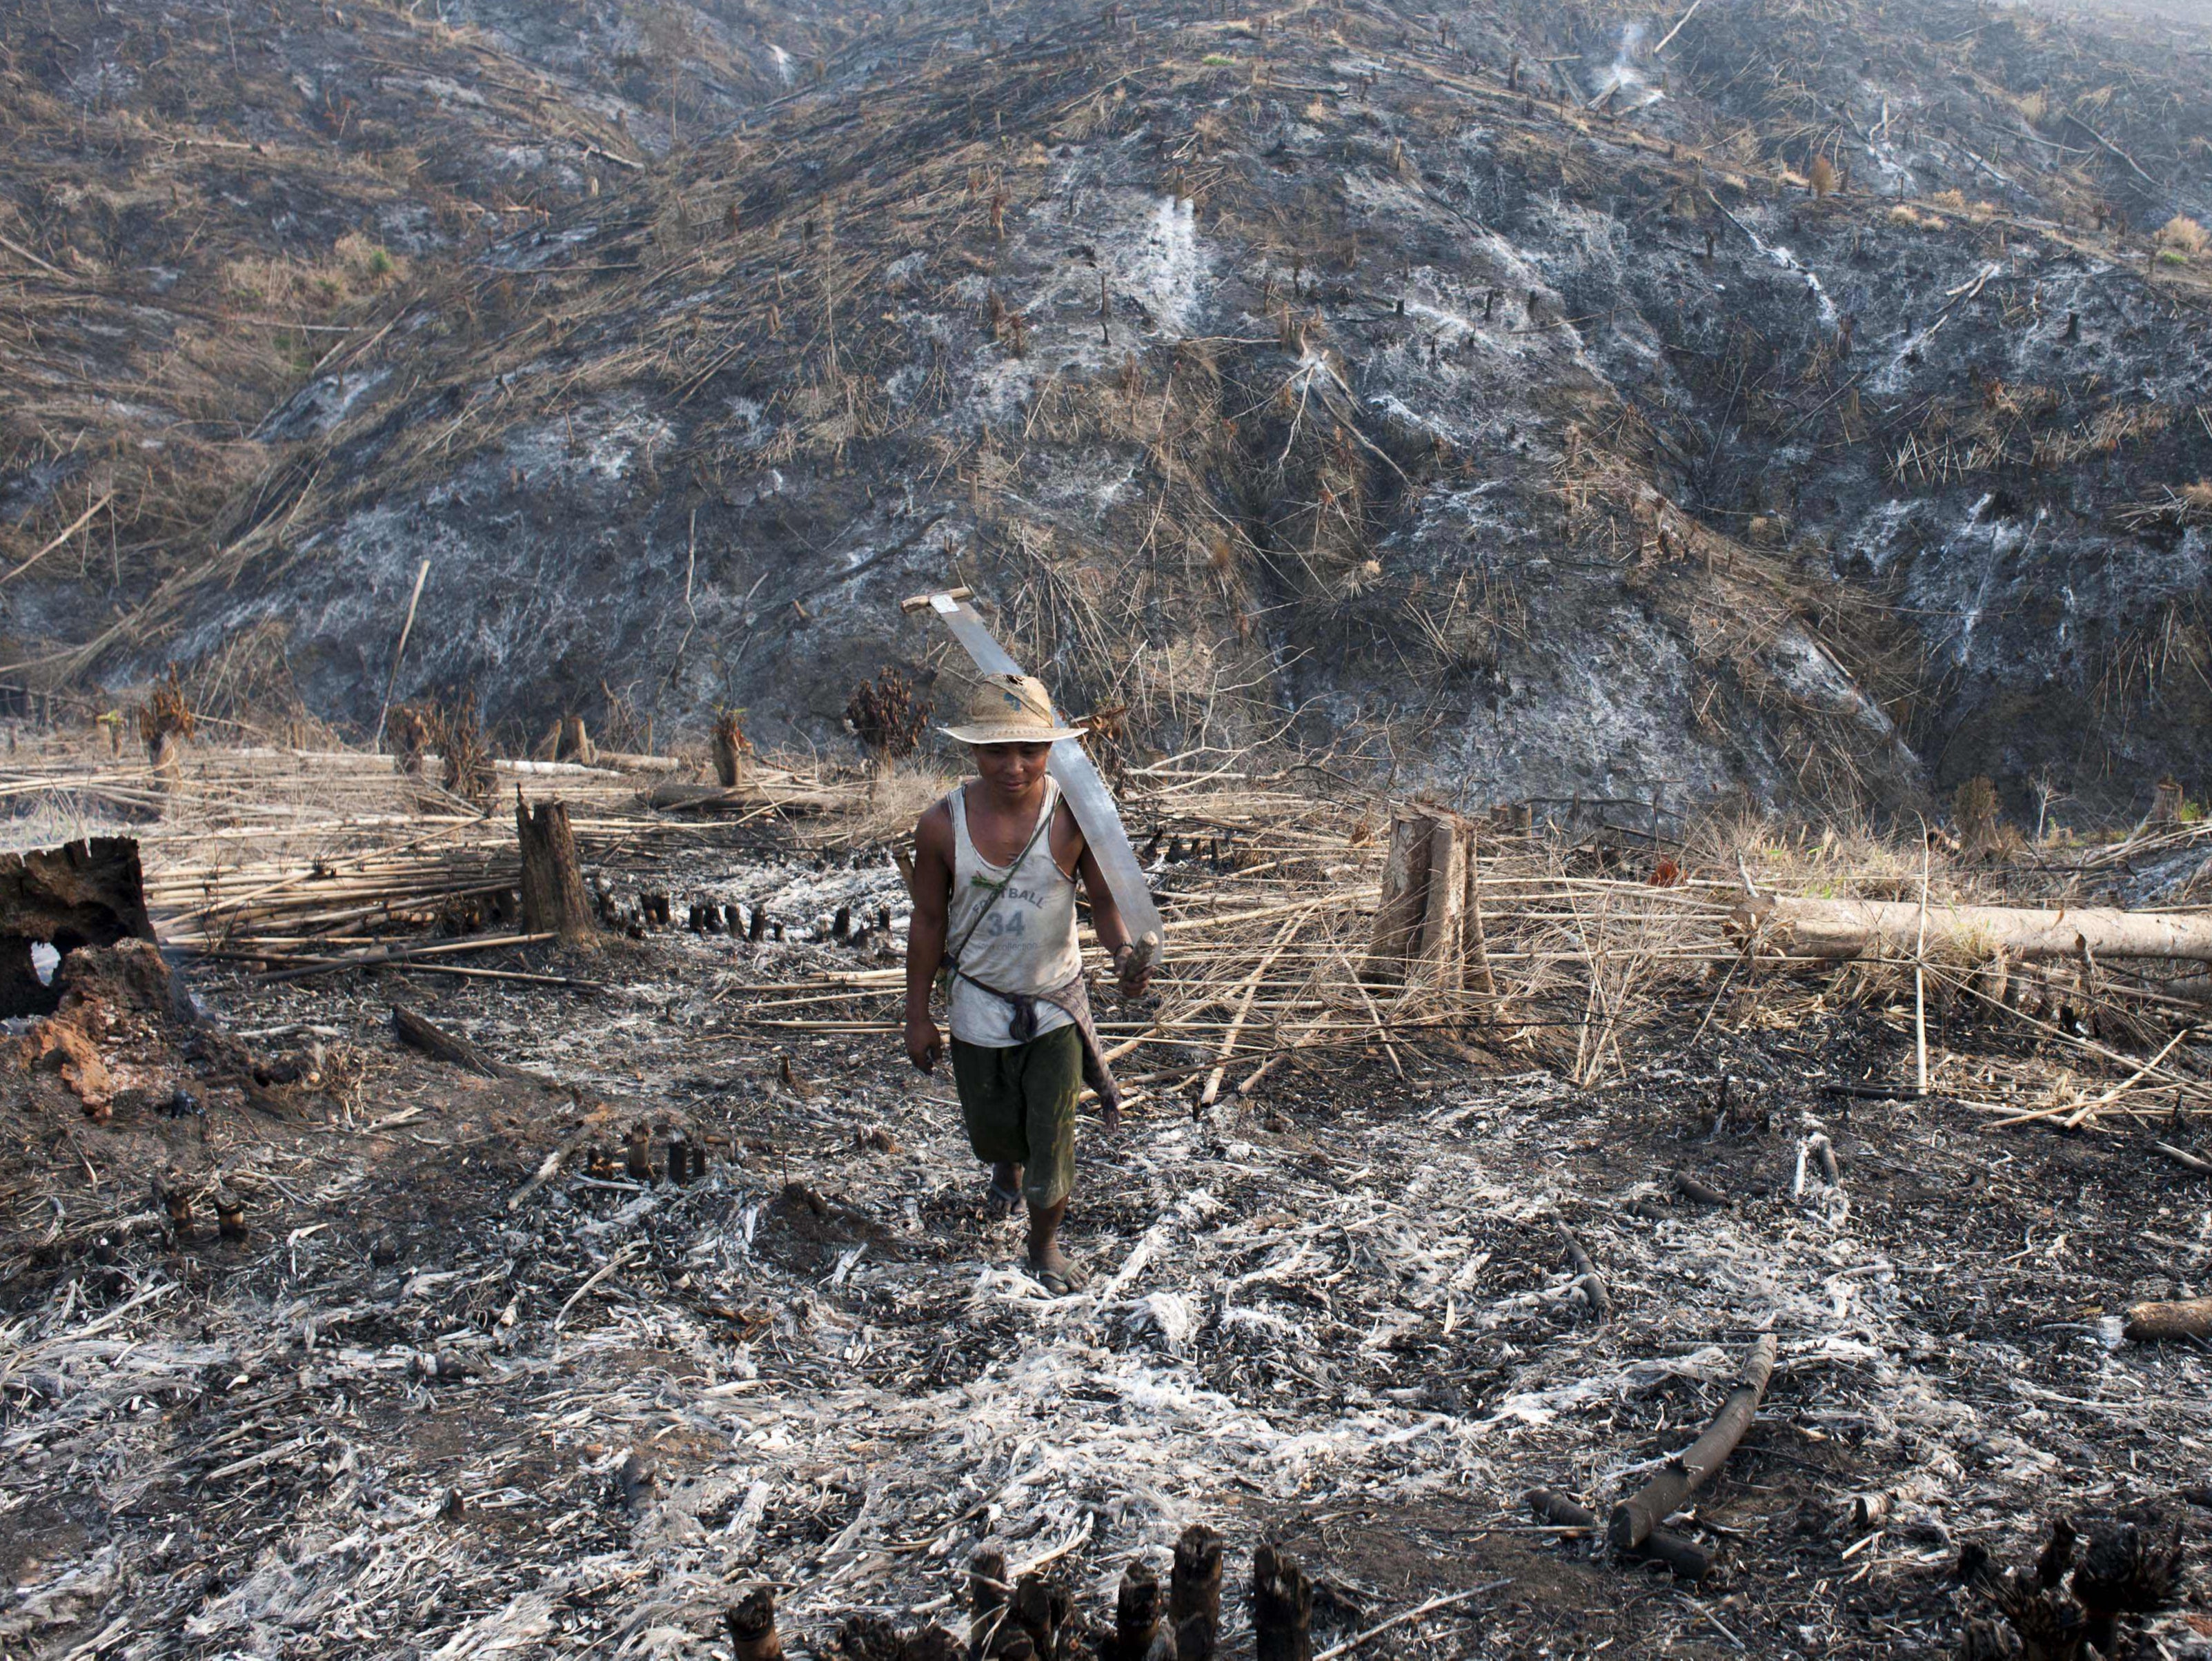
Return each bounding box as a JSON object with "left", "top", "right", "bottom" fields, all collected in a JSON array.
[{"left": 918, "top": 591, "right": 1164, "bottom": 956}]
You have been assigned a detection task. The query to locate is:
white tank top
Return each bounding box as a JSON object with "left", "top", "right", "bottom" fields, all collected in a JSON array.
[{"left": 945, "top": 779, "right": 1082, "bottom": 1048}]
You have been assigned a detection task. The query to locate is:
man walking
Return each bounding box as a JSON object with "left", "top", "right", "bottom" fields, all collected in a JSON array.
[{"left": 904, "top": 674, "right": 1151, "bottom": 1294}]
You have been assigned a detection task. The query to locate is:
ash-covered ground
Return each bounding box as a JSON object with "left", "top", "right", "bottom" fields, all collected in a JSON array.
[{"left": 6, "top": 836, "right": 2211, "bottom": 1660}]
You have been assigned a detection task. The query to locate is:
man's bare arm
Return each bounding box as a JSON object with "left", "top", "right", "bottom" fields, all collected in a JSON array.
[
  {"left": 904, "top": 803, "right": 954, "bottom": 1072},
  {"left": 1077, "top": 834, "right": 1152, "bottom": 999}
]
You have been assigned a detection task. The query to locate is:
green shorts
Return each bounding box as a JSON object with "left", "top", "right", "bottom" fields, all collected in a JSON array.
[{"left": 949, "top": 1025, "right": 1082, "bottom": 1208}]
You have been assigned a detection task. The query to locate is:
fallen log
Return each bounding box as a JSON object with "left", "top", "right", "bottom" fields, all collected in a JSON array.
[
  {"left": 2121, "top": 1297, "right": 2212, "bottom": 1342},
  {"left": 1609, "top": 1335, "right": 1778, "bottom": 1553},
  {"left": 1527, "top": 1490, "right": 1712, "bottom": 1579},
  {"left": 2153, "top": 1140, "right": 2212, "bottom": 1175},
  {"left": 1744, "top": 896, "right": 2212, "bottom": 963},
  {"left": 250, "top": 931, "right": 551, "bottom": 984},
  {"left": 391, "top": 1005, "right": 544, "bottom": 1083},
  {"left": 643, "top": 780, "right": 851, "bottom": 814},
  {"left": 1673, "top": 1170, "right": 1728, "bottom": 1207},
  {"left": 1559, "top": 1227, "right": 1611, "bottom": 1320}
]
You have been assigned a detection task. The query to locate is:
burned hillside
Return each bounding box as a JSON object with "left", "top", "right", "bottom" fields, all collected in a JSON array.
[
  {"left": 0, "top": 0, "right": 882, "bottom": 709},
  {"left": 0, "top": 0, "right": 2204, "bottom": 812}
]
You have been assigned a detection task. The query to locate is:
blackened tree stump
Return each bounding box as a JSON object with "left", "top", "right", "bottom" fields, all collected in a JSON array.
[
  {"left": 726, "top": 1588, "right": 782, "bottom": 1661},
  {"left": 1171, "top": 1524, "right": 1223, "bottom": 1661},
  {"left": 515, "top": 794, "right": 598, "bottom": 945},
  {"left": 1250, "top": 1544, "right": 1312, "bottom": 1661},
  {"left": 556, "top": 714, "right": 596, "bottom": 765},
  {"left": 1111, "top": 1563, "right": 1165, "bottom": 1661},
  {"left": 0, "top": 837, "right": 155, "bottom": 1016}
]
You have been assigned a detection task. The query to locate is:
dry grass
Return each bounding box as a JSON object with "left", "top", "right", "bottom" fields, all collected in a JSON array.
[
  {"left": 2155, "top": 215, "right": 2210, "bottom": 258},
  {"left": 837, "top": 759, "right": 957, "bottom": 847}
]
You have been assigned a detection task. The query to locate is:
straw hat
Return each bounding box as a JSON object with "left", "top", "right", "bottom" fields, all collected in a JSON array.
[{"left": 939, "top": 674, "right": 1083, "bottom": 745}]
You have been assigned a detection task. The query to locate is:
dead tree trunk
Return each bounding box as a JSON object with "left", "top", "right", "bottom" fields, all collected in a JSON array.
[
  {"left": 515, "top": 794, "right": 598, "bottom": 946},
  {"left": 1170, "top": 1523, "right": 1223, "bottom": 1661},
  {"left": 555, "top": 714, "right": 597, "bottom": 765},
  {"left": 1748, "top": 897, "right": 2212, "bottom": 963},
  {"left": 1363, "top": 813, "right": 1432, "bottom": 982},
  {"left": 1250, "top": 1544, "right": 1312, "bottom": 1661},
  {"left": 1412, "top": 815, "right": 1467, "bottom": 991},
  {"left": 1609, "top": 1334, "right": 1777, "bottom": 1552}
]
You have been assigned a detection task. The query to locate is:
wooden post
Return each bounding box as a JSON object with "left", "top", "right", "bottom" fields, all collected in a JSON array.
[
  {"left": 515, "top": 794, "right": 598, "bottom": 945},
  {"left": 725, "top": 1589, "right": 782, "bottom": 1661},
  {"left": 1364, "top": 812, "right": 1433, "bottom": 983},
  {"left": 1412, "top": 816, "right": 1466, "bottom": 991},
  {"left": 1170, "top": 1523, "right": 1223, "bottom": 1661},
  {"left": 1250, "top": 1544, "right": 1312, "bottom": 1661}
]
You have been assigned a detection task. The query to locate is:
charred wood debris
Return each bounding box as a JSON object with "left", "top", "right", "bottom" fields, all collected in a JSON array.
[{"left": 0, "top": 736, "right": 2211, "bottom": 1657}]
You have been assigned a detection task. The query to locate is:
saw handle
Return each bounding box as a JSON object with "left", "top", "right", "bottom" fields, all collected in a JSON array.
[
  {"left": 898, "top": 585, "right": 975, "bottom": 615},
  {"left": 1116, "top": 930, "right": 1163, "bottom": 999}
]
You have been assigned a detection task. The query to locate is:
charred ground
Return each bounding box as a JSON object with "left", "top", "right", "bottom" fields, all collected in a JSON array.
[{"left": 4, "top": 775, "right": 2212, "bottom": 1659}]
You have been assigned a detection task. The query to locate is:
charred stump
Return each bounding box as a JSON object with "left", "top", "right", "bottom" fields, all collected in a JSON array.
[
  {"left": 1365, "top": 812, "right": 1486, "bottom": 992},
  {"left": 726, "top": 1588, "right": 783, "bottom": 1661},
  {"left": 515, "top": 794, "right": 598, "bottom": 945},
  {"left": 1250, "top": 1544, "right": 1312, "bottom": 1661},
  {"left": 713, "top": 709, "right": 754, "bottom": 788},
  {"left": 0, "top": 837, "right": 155, "bottom": 1017},
  {"left": 1111, "top": 1562, "right": 1167, "bottom": 1661},
  {"left": 969, "top": 1548, "right": 1008, "bottom": 1658},
  {"left": 1363, "top": 813, "right": 1432, "bottom": 983},
  {"left": 1170, "top": 1524, "right": 1223, "bottom": 1661}
]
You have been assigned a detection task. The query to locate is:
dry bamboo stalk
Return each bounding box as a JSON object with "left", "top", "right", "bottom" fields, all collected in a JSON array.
[{"left": 1200, "top": 909, "right": 1315, "bottom": 1106}]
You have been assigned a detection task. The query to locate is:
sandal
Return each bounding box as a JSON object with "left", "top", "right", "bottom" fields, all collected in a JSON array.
[
  {"left": 1029, "top": 1261, "right": 1087, "bottom": 1297},
  {"left": 983, "top": 1178, "right": 1023, "bottom": 1217}
]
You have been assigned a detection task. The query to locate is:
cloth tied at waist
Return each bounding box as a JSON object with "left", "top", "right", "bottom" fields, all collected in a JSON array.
[{"left": 950, "top": 965, "right": 1124, "bottom": 1128}]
